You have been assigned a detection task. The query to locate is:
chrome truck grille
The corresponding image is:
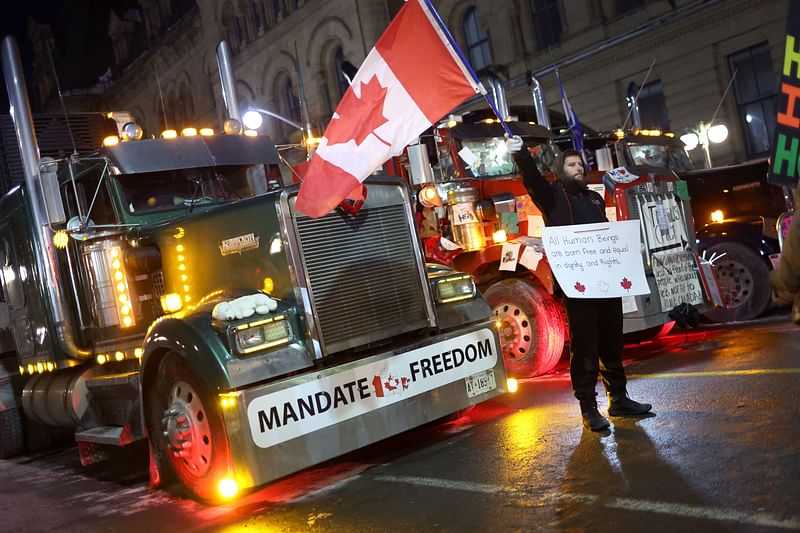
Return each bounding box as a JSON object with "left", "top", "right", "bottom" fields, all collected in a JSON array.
[{"left": 288, "top": 181, "right": 434, "bottom": 355}]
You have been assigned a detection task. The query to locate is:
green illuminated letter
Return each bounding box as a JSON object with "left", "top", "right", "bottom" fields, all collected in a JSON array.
[{"left": 773, "top": 133, "right": 800, "bottom": 178}]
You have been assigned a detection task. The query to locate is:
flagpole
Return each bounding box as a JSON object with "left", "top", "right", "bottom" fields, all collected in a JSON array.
[{"left": 420, "top": 0, "right": 514, "bottom": 138}]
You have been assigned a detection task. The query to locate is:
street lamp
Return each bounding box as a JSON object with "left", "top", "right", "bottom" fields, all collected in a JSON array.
[
  {"left": 680, "top": 121, "right": 728, "bottom": 168},
  {"left": 242, "top": 107, "right": 318, "bottom": 158},
  {"left": 243, "top": 107, "right": 303, "bottom": 132}
]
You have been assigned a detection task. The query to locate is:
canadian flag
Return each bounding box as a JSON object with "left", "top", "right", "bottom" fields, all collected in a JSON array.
[{"left": 294, "top": 0, "right": 480, "bottom": 218}]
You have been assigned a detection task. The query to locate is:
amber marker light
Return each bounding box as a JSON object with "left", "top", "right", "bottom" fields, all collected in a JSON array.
[
  {"left": 199, "top": 128, "right": 214, "bottom": 136},
  {"left": 262, "top": 277, "right": 274, "bottom": 294},
  {"left": 244, "top": 129, "right": 258, "bottom": 137},
  {"left": 97, "top": 354, "right": 107, "bottom": 365},
  {"left": 219, "top": 392, "right": 238, "bottom": 409},
  {"left": 181, "top": 127, "right": 198, "bottom": 137},
  {"left": 160, "top": 293, "right": 183, "bottom": 313},
  {"left": 711, "top": 210, "right": 724, "bottom": 223},
  {"left": 161, "top": 129, "right": 178, "bottom": 139},
  {"left": 53, "top": 230, "right": 69, "bottom": 249},
  {"left": 492, "top": 229, "right": 508, "bottom": 244},
  {"left": 218, "top": 478, "right": 239, "bottom": 500},
  {"left": 507, "top": 378, "right": 519, "bottom": 393},
  {"left": 102, "top": 135, "right": 120, "bottom": 147}
]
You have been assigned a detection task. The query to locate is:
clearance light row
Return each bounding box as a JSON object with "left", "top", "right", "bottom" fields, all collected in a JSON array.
[
  {"left": 19, "top": 361, "right": 57, "bottom": 375},
  {"left": 96, "top": 348, "right": 144, "bottom": 365},
  {"left": 158, "top": 242, "right": 192, "bottom": 314},
  {"left": 109, "top": 247, "right": 136, "bottom": 328},
  {"left": 102, "top": 126, "right": 262, "bottom": 147}
]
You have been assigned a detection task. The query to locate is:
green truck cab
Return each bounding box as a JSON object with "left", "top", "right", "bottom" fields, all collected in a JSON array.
[{"left": 0, "top": 36, "right": 506, "bottom": 502}]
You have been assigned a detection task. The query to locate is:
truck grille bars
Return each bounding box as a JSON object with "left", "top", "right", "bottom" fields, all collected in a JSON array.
[{"left": 292, "top": 194, "right": 433, "bottom": 355}]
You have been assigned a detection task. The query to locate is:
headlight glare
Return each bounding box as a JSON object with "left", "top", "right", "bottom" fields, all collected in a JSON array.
[
  {"left": 232, "top": 315, "right": 291, "bottom": 355},
  {"left": 435, "top": 274, "right": 476, "bottom": 303}
]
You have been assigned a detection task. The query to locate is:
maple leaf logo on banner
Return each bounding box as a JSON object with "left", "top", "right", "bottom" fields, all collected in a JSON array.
[
  {"left": 620, "top": 277, "right": 633, "bottom": 291},
  {"left": 324, "top": 76, "right": 390, "bottom": 147}
]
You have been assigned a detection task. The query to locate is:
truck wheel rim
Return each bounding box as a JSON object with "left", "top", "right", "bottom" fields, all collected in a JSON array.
[
  {"left": 163, "top": 380, "right": 212, "bottom": 478},
  {"left": 714, "top": 257, "right": 753, "bottom": 309},
  {"left": 493, "top": 303, "right": 533, "bottom": 359}
]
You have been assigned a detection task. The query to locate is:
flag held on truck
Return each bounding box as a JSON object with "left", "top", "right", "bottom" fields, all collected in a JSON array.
[
  {"left": 555, "top": 69, "right": 585, "bottom": 161},
  {"left": 294, "top": 0, "right": 480, "bottom": 218}
]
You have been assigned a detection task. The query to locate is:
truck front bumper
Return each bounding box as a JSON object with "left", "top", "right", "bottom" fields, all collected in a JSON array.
[{"left": 219, "top": 320, "right": 507, "bottom": 491}]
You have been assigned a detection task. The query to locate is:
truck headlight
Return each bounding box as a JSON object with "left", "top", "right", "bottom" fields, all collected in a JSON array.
[
  {"left": 434, "top": 274, "right": 476, "bottom": 303},
  {"left": 231, "top": 315, "right": 292, "bottom": 355}
]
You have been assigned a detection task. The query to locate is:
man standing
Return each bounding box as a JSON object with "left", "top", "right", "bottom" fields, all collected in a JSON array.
[{"left": 506, "top": 136, "right": 652, "bottom": 431}]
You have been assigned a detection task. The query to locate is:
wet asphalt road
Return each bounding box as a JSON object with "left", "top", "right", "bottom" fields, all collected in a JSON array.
[{"left": 1, "top": 313, "right": 799, "bottom": 532}]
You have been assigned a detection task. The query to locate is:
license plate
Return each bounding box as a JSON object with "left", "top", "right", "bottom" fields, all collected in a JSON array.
[{"left": 465, "top": 369, "right": 496, "bottom": 398}]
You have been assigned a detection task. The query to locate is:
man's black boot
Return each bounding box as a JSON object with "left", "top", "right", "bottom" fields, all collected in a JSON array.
[
  {"left": 580, "top": 402, "right": 610, "bottom": 431},
  {"left": 607, "top": 393, "right": 652, "bottom": 416}
]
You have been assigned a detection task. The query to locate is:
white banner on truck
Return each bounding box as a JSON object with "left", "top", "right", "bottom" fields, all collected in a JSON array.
[{"left": 246, "top": 329, "right": 498, "bottom": 448}]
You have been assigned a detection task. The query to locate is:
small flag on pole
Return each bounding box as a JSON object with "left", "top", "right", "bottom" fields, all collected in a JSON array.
[{"left": 295, "top": 0, "right": 480, "bottom": 218}]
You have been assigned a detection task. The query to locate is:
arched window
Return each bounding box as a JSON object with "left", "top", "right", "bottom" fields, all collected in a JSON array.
[
  {"left": 179, "top": 81, "right": 195, "bottom": 124},
  {"left": 463, "top": 7, "right": 491, "bottom": 72},
  {"left": 221, "top": 1, "right": 238, "bottom": 54},
  {"left": 285, "top": 78, "right": 300, "bottom": 124},
  {"left": 333, "top": 46, "right": 349, "bottom": 98},
  {"left": 251, "top": 0, "right": 265, "bottom": 34}
]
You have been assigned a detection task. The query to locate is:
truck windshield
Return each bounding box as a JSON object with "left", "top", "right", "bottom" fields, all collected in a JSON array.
[
  {"left": 117, "top": 163, "right": 280, "bottom": 215},
  {"left": 626, "top": 143, "right": 694, "bottom": 172},
  {"left": 458, "top": 138, "right": 554, "bottom": 178}
]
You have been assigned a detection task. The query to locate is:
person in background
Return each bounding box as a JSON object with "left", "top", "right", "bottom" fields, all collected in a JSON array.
[
  {"left": 770, "top": 187, "right": 800, "bottom": 324},
  {"left": 506, "top": 135, "right": 652, "bottom": 431}
]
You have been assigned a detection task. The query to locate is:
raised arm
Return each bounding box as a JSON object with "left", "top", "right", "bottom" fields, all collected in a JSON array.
[{"left": 506, "top": 136, "right": 555, "bottom": 215}]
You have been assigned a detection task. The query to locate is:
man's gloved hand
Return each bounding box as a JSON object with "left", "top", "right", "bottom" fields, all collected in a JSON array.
[{"left": 505, "top": 135, "right": 524, "bottom": 154}]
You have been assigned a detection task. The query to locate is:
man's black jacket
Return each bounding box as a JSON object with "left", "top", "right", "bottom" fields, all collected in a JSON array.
[{"left": 514, "top": 151, "right": 607, "bottom": 226}]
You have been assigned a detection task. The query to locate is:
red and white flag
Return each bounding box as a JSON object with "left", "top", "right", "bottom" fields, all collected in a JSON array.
[{"left": 294, "top": 0, "right": 479, "bottom": 218}]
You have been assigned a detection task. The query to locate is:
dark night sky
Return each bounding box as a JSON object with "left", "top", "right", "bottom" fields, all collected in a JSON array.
[{"left": 0, "top": 0, "right": 120, "bottom": 112}]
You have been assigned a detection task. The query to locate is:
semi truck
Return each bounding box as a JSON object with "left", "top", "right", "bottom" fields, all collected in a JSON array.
[
  {"left": 0, "top": 36, "right": 507, "bottom": 502},
  {"left": 391, "top": 80, "right": 716, "bottom": 378}
]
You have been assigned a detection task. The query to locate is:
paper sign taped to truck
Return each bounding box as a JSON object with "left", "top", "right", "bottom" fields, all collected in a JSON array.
[
  {"left": 651, "top": 250, "right": 704, "bottom": 311},
  {"left": 542, "top": 220, "right": 649, "bottom": 298},
  {"left": 246, "top": 329, "right": 498, "bottom": 448}
]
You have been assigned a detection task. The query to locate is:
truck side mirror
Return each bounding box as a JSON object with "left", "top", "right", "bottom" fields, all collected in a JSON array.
[{"left": 39, "top": 157, "right": 66, "bottom": 224}]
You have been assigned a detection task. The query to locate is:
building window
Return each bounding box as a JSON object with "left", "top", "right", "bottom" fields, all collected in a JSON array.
[
  {"left": 728, "top": 43, "right": 778, "bottom": 158},
  {"left": 463, "top": 7, "right": 491, "bottom": 72},
  {"left": 333, "top": 46, "right": 349, "bottom": 98},
  {"left": 637, "top": 80, "right": 670, "bottom": 130},
  {"left": 251, "top": 1, "right": 264, "bottom": 33},
  {"left": 529, "top": 0, "right": 562, "bottom": 50},
  {"left": 285, "top": 78, "right": 300, "bottom": 124},
  {"left": 234, "top": 16, "right": 246, "bottom": 44},
  {"left": 614, "top": 0, "right": 645, "bottom": 16},
  {"left": 271, "top": 0, "right": 282, "bottom": 21}
]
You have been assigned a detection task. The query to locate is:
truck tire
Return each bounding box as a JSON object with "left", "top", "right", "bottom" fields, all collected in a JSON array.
[
  {"left": 147, "top": 353, "right": 232, "bottom": 502},
  {"left": 704, "top": 242, "right": 771, "bottom": 323},
  {"left": 0, "top": 407, "right": 24, "bottom": 459},
  {"left": 484, "top": 279, "right": 565, "bottom": 378}
]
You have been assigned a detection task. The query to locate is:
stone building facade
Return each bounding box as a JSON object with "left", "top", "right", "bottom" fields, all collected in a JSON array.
[{"left": 33, "top": 0, "right": 788, "bottom": 165}]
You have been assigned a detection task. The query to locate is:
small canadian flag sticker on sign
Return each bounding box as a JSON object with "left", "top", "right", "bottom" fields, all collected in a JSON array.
[{"left": 620, "top": 277, "right": 633, "bottom": 291}]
